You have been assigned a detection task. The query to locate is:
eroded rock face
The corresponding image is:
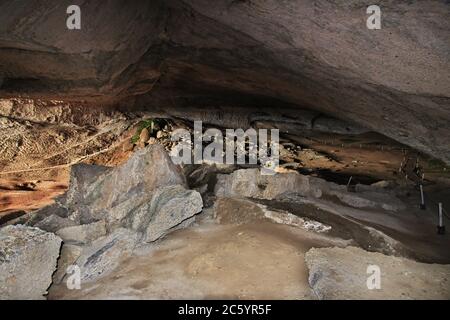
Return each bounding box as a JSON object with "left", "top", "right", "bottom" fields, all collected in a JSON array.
[
  {"left": 0, "top": 1, "right": 449, "bottom": 163},
  {"left": 0, "top": 225, "right": 62, "bottom": 299},
  {"left": 305, "top": 246, "right": 450, "bottom": 300}
]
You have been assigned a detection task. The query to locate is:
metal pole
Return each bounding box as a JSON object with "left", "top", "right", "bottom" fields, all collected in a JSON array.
[
  {"left": 437, "top": 203, "right": 445, "bottom": 235},
  {"left": 347, "top": 176, "right": 356, "bottom": 192},
  {"left": 420, "top": 184, "right": 426, "bottom": 210}
]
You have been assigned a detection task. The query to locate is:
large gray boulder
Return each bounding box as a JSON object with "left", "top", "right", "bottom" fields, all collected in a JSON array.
[
  {"left": 305, "top": 246, "right": 450, "bottom": 300},
  {"left": 29, "top": 144, "right": 202, "bottom": 244},
  {"left": 62, "top": 144, "right": 186, "bottom": 225},
  {"left": 0, "top": 225, "right": 62, "bottom": 299}
]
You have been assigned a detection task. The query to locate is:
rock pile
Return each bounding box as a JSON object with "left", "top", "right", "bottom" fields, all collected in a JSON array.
[{"left": 17, "top": 144, "right": 204, "bottom": 286}]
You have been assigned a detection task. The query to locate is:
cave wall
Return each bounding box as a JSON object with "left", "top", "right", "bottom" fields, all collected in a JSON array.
[{"left": 0, "top": 0, "right": 449, "bottom": 163}]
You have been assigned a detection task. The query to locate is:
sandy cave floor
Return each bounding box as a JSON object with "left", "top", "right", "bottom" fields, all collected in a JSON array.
[{"left": 48, "top": 219, "right": 348, "bottom": 300}]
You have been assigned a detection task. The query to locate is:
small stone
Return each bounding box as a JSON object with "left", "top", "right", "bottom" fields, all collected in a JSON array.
[
  {"left": 139, "top": 127, "right": 150, "bottom": 143},
  {"left": 138, "top": 141, "right": 146, "bottom": 149}
]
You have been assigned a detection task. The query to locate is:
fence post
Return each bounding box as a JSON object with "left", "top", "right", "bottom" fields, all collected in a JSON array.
[
  {"left": 420, "top": 184, "right": 426, "bottom": 210},
  {"left": 437, "top": 203, "right": 445, "bottom": 235}
]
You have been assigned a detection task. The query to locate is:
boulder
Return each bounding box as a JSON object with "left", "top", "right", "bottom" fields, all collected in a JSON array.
[
  {"left": 139, "top": 127, "right": 151, "bottom": 144},
  {"left": 305, "top": 246, "right": 450, "bottom": 300},
  {"left": 37, "top": 144, "right": 187, "bottom": 227},
  {"left": 0, "top": 225, "right": 62, "bottom": 299},
  {"left": 27, "top": 144, "right": 200, "bottom": 247},
  {"left": 215, "top": 168, "right": 316, "bottom": 200},
  {"left": 215, "top": 168, "right": 405, "bottom": 212}
]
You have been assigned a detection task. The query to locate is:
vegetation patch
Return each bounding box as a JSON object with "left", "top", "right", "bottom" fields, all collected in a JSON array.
[{"left": 130, "top": 119, "right": 166, "bottom": 144}]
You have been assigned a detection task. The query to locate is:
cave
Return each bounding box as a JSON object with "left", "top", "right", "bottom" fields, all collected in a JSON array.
[{"left": 0, "top": 1, "right": 449, "bottom": 302}]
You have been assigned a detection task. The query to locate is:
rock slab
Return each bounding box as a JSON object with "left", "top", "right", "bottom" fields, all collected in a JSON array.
[{"left": 305, "top": 246, "right": 450, "bottom": 300}]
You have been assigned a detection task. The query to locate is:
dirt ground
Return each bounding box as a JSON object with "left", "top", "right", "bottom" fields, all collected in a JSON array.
[{"left": 49, "top": 220, "right": 348, "bottom": 300}]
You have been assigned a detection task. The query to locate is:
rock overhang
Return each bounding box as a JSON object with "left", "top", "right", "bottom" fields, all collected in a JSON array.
[{"left": 0, "top": 0, "right": 449, "bottom": 163}]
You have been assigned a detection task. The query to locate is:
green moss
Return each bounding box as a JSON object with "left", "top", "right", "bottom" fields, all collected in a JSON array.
[{"left": 130, "top": 118, "right": 166, "bottom": 144}]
